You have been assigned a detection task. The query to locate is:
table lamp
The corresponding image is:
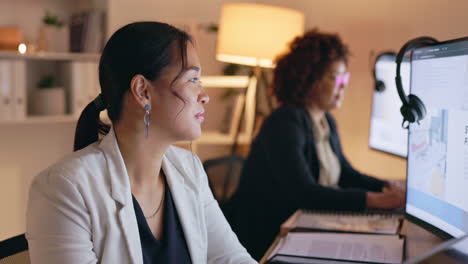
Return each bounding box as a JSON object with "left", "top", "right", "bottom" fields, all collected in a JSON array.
[
  {"left": 217, "top": 2, "right": 305, "bottom": 68},
  {"left": 216, "top": 2, "right": 304, "bottom": 146}
]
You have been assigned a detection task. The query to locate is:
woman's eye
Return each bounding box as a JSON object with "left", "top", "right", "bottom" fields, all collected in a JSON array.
[{"left": 189, "top": 77, "right": 200, "bottom": 83}]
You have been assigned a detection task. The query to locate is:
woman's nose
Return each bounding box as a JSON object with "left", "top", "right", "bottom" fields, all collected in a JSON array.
[{"left": 199, "top": 90, "right": 209, "bottom": 105}]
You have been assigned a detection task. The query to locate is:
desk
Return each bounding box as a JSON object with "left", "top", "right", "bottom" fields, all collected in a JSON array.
[
  {"left": 260, "top": 219, "right": 444, "bottom": 263},
  {"left": 402, "top": 221, "right": 444, "bottom": 259}
]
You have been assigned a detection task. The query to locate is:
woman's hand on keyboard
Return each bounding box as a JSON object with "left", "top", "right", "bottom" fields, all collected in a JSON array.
[{"left": 366, "top": 186, "right": 405, "bottom": 209}]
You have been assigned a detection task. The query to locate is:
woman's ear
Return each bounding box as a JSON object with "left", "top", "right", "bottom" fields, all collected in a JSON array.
[{"left": 129, "top": 74, "right": 151, "bottom": 109}]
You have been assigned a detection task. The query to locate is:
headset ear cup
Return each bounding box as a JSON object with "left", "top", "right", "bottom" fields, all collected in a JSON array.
[
  {"left": 395, "top": 37, "right": 437, "bottom": 126},
  {"left": 375, "top": 80, "right": 386, "bottom": 92},
  {"left": 400, "top": 104, "right": 417, "bottom": 124},
  {"left": 407, "top": 94, "right": 426, "bottom": 122}
]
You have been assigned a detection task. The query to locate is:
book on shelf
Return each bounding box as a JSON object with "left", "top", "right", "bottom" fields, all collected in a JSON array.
[
  {"left": 280, "top": 209, "right": 404, "bottom": 236},
  {"left": 70, "top": 12, "right": 86, "bottom": 52},
  {"left": 70, "top": 10, "right": 105, "bottom": 53},
  {"left": 266, "top": 232, "right": 405, "bottom": 264}
]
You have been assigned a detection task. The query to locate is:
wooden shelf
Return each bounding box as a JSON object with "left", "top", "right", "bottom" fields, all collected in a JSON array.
[
  {"left": 0, "top": 115, "right": 77, "bottom": 125},
  {"left": 175, "top": 131, "right": 251, "bottom": 145},
  {"left": 0, "top": 51, "right": 100, "bottom": 61},
  {"left": 200, "top": 76, "right": 250, "bottom": 88}
]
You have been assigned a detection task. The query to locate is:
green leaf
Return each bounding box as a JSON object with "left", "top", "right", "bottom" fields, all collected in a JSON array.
[
  {"left": 37, "top": 75, "right": 56, "bottom": 89},
  {"left": 42, "top": 11, "right": 64, "bottom": 28}
]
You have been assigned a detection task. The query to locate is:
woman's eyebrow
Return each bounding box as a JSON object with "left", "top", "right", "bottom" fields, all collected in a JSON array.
[
  {"left": 186, "top": 66, "right": 200, "bottom": 72},
  {"left": 333, "top": 71, "right": 347, "bottom": 75}
]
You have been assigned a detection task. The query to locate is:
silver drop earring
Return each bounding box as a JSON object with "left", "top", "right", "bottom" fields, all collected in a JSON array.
[{"left": 144, "top": 104, "right": 151, "bottom": 138}]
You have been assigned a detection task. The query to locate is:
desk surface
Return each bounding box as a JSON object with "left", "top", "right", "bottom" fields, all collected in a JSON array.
[
  {"left": 403, "top": 221, "right": 444, "bottom": 259},
  {"left": 260, "top": 219, "right": 444, "bottom": 263}
]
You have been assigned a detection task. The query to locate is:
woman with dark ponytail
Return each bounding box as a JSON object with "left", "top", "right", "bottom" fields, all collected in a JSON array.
[{"left": 26, "top": 22, "right": 256, "bottom": 264}]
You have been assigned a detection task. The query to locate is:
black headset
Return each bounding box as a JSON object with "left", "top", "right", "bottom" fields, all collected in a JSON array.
[
  {"left": 373, "top": 51, "right": 396, "bottom": 92},
  {"left": 395, "top": 36, "right": 438, "bottom": 127}
]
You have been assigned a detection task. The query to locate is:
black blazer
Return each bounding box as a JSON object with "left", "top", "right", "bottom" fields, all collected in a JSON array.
[{"left": 230, "top": 104, "right": 386, "bottom": 260}]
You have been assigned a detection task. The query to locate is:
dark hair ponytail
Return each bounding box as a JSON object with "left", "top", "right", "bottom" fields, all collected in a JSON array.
[
  {"left": 73, "top": 96, "right": 110, "bottom": 151},
  {"left": 73, "top": 22, "right": 191, "bottom": 151}
]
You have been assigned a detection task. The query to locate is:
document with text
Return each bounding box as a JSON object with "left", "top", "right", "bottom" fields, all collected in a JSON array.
[
  {"left": 268, "top": 232, "right": 404, "bottom": 264},
  {"left": 294, "top": 210, "right": 402, "bottom": 234}
]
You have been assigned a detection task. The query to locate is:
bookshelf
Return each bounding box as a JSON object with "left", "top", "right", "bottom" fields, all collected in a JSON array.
[
  {"left": 0, "top": 51, "right": 100, "bottom": 61},
  {"left": 0, "top": 51, "right": 100, "bottom": 123},
  {"left": 185, "top": 75, "right": 257, "bottom": 153},
  {"left": 0, "top": 114, "right": 77, "bottom": 125},
  {"left": 0, "top": 0, "right": 106, "bottom": 124}
]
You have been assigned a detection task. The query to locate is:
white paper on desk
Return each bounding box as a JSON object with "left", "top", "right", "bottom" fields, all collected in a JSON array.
[
  {"left": 295, "top": 211, "right": 401, "bottom": 234},
  {"left": 270, "top": 255, "right": 361, "bottom": 264},
  {"left": 272, "top": 232, "right": 404, "bottom": 264}
]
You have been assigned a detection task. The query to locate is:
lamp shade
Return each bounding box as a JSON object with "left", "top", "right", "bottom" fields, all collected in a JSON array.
[{"left": 216, "top": 3, "right": 304, "bottom": 68}]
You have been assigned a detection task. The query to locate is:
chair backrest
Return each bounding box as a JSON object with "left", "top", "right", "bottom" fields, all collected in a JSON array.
[
  {"left": 203, "top": 155, "right": 244, "bottom": 204},
  {"left": 0, "top": 234, "right": 30, "bottom": 264}
]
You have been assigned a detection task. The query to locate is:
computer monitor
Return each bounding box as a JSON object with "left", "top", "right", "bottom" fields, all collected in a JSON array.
[
  {"left": 369, "top": 54, "right": 410, "bottom": 157},
  {"left": 405, "top": 37, "right": 468, "bottom": 239}
]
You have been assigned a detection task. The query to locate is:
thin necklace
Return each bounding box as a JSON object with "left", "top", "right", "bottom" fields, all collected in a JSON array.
[{"left": 144, "top": 173, "right": 166, "bottom": 219}]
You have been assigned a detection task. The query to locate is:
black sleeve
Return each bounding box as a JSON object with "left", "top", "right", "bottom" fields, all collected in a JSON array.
[
  {"left": 259, "top": 110, "right": 368, "bottom": 211},
  {"left": 326, "top": 114, "right": 387, "bottom": 192}
]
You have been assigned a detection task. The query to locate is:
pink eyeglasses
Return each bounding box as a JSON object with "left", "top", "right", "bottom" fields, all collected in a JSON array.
[{"left": 335, "top": 72, "right": 351, "bottom": 87}]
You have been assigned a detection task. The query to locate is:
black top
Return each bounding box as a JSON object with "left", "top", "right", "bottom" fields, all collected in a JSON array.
[
  {"left": 132, "top": 181, "right": 192, "bottom": 264},
  {"left": 229, "top": 105, "right": 386, "bottom": 260}
]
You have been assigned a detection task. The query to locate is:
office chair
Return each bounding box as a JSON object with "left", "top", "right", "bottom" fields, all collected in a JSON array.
[
  {"left": 0, "top": 234, "right": 30, "bottom": 264},
  {"left": 203, "top": 155, "right": 244, "bottom": 217}
]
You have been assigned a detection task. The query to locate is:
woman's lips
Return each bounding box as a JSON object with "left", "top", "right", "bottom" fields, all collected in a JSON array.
[{"left": 195, "top": 111, "right": 205, "bottom": 121}]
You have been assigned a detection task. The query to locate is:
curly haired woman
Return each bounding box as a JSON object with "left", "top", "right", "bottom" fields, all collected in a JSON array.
[{"left": 229, "top": 29, "right": 405, "bottom": 260}]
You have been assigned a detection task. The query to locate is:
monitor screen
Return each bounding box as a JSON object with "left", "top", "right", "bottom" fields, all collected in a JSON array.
[
  {"left": 406, "top": 37, "right": 468, "bottom": 238},
  {"left": 369, "top": 54, "right": 410, "bottom": 157}
]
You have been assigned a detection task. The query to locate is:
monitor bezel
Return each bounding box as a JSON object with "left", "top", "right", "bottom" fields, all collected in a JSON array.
[
  {"left": 368, "top": 53, "right": 408, "bottom": 158},
  {"left": 404, "top": 35, "right": 468, "bottom": 240}
]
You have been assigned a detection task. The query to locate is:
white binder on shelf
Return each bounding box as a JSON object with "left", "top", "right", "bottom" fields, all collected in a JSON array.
[
  {"left": 12, "top": 60, "right": 26, "bottom": 120},
  {"left": 0, "top": 59, "right": 14, "bottom": 121},
  {"left": 66, "top": 61, "right": 100, "bottom": 116},
  {"left": 66, "top": 61, "right": 85, "bottom": 116},
  {"left": 86, "top": 62, "right": 100, "bottom": 102},
  {"left": 0, "top": 59, "right": 25, "bottom": 121}
]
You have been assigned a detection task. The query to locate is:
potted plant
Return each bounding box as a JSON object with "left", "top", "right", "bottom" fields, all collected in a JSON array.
[
  {"left": 37, "top": 11, "right": 69, "bottom": 52},
  {"left": 32, "top": 74, "right": 65, "bottom": 115}
]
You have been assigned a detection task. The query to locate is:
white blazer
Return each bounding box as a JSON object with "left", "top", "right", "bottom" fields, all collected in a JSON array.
[{"left": 26, "top": 129, "right": 256, "bottom": 264}]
